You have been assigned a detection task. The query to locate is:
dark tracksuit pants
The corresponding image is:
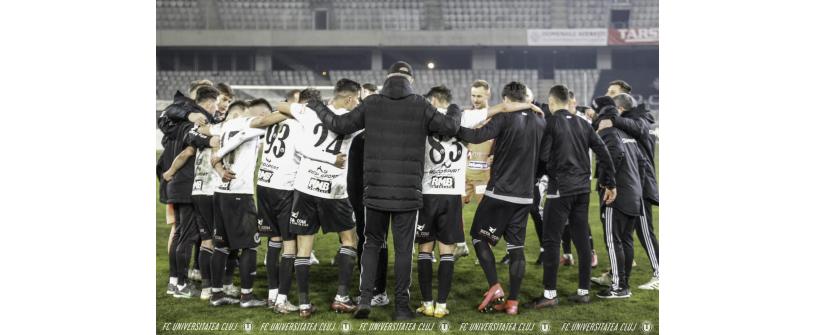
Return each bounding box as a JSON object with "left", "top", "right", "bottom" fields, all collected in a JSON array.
[
  {"left": 531, "top": 182, "right": 544, "bottom": 250},
  {"left": 171, "top": 203, "right": 198, "bottom": 286},
  {"left": 636, "top": 203, "right": 660, "bottom": 278},
  {"left": 600, "top": 204, "right": 636, "bottom": 290},
  {"left": 351, "top": 198, "right": 388, "bottom": 295},
  {"left": 541, "top": 193, "right": 593, "bottom": 291},
  {"left": 359, "top": 208, "right": 418, "bottom": 307}
]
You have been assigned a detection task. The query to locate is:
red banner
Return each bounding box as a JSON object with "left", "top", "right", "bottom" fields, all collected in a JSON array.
[{"left": 608, "top": 28, "right": 659, "bottom": 45}]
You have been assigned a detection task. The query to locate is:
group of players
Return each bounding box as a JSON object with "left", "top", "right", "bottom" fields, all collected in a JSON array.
[{"left": 157, "top": 72, "right": 659, "bottom": 319}]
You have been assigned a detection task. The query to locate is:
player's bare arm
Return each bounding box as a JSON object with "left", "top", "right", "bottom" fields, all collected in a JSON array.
[
  {"left": 249, "top": 111, "right": 290, "bottom": 129},
  {"left": 162, "top": 146, "right": 195, "bottom": 182}
]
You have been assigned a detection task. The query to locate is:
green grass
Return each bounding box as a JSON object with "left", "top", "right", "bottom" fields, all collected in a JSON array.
[{"left": 156, "top": 153, "right": 659, "bottom": 334}]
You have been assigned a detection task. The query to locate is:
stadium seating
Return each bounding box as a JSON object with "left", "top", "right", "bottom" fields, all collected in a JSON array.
[
  {"left": 553, "top": 69, "right": 601, "bottom": 105},
  {"left": 217, "top": 0, "right": 312, "bottom": 30},
  {"left": 156, "top": 71, "right": 267, "bottom": 100},
  {"left": 156, "top": 0, "right": 204, "bottom": 29},
  {"left": 567, "top": 0, "right": 610, "bottom": 28},
  {"left": 333, "top": 0, "right": 424, "bottom": 30},
  {"left": 442, "top": 0, "right": 552, "bottom": 29},
  {"left": 629, "top": 0, "right": 658, "bottom": 28}
]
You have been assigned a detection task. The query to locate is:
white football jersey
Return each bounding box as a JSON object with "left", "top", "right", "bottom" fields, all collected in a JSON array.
[
  {"left": 192, "top": 124, "right": 221, "bottom": 196},
  {"left": 291, "top": 104, "right": 361, "bottom": 199},
  {"left": 257, "top": 118, "right": 302, "bottom": 190},
  {"left": 215, "top": 117, "right": 260, "bottom": 195},
  {"left": 461, "top": 108, "right": 491, "bottom": 170},
  {"left": 422, "top": 107, "right": 481, "bottom": 195}
]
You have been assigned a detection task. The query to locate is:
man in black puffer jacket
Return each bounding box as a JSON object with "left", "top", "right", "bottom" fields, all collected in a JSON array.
[{"left": 297, "top": 61, "right": 461, "bottom": 320}]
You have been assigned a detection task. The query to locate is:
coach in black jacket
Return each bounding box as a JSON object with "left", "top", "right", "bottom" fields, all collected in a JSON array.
[
  {"left": 528, "top": 85, "right": 617, "bottom": 308},
  {"left": 301, "top": 61, "right": 461, "bottom": 320}
]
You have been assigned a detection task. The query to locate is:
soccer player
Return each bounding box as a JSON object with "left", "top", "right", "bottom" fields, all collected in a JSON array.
[
  {"left": 414, "top": 86, "right": 471, "bottom": 318},
  {"left": 455, "top": 82, "right": 547, "bottom": 315},
  {"left": 527, "top": 85, "right": 617, "bottom": 309},
  {"left": 208, "top": 101, "right": 291, "bottom": 307},
  {"left": 273, "top": 83, "right": 361, "bottom": 318},
  {"left": 590, "top": 96, "right": 651, "bottom": 299},
  {"left": 291, "top": 62, "right": 462, "bottom": 321},
  {"left": 253, "top": 95, "right": 346, "bottom": 313},
  {"left": 160, "top": 85, "right": 220, "bottom": 298},
  {"left": 597, "top": 81, "right": 660, "bottom": 290}
]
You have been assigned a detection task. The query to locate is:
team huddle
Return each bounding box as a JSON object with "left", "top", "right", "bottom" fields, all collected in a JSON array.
[{"left": 157, "top": 61, "right": 659, "bottom": 320}]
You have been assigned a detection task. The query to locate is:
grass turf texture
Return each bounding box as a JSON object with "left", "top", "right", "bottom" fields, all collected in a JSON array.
[{"left": 156, "top": 152, "right": 659, "bottom": 334}]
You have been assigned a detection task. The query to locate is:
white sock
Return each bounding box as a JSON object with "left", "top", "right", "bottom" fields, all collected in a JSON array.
[
  {"left": 169, "top": 277, "right": 178, "bottom": 285},
  {"left": 269, "top": 289, "right": 278, "bottom": 300},
  {"left": 423, "top": 301, "right": 434, "bottom": 307},
  {"left": 241, "top": 288, "right": 252, "bottom": 295},
  {"left": 540, "top": 247, "right": 544, "bottom": 252},
  {"left": 275, "top": 294, "right": 287, "bottom": 305},
  {"left": 544, "top": 290, "right": 557, "bottom": 299},
  {"left": 212, "top": 287, "right": 223, "bottom": 293},
  {"left": 224, "top": 283, "right": 234, "bottom": 290},
  {"left": 299, "top": 304, "right": 311, "bottom": 310},
  {"left": 176, "top": 283, "right": 187, "bottom": 290},
  {"left": 577, "top": 289, "right": 589, "bottom": 296},
  {"left": 335, "top": 294, "right": 349, "bottom": 302},
  {"left": 457, "top": 242, "right": 466, "bottom": 247},
  {"left": 436, "top": 302, "right": 447, "bottom": 310},
  {"left": 564, "top": 253, "right": 572, "bottom": 257}
]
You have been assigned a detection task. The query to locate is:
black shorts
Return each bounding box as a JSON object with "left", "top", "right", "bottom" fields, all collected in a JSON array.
[
  {"left": 288, "top": 191, "right": 356, "bottom": 236},
  {"left": 192, "top": 195, "right": 214, "bottom": 240},
  {"left": 257, "top": 186, "right": 295, "bottom": 241},
  {"left": 469, "top": 196, "right": 530, "bottom": 247},
  {"left": 416, "top": 194, "right": 464, "bottom": 245},
  {"left": 212, "top": 192, "right": 261, "bottom": 250}
]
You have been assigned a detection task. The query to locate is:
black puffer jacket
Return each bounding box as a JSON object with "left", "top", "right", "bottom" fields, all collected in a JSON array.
[
  {"left": 611, "top": 105, "right": 659, "bottom": 205},
  {"left": 307, "top": 76, "right": 461, "bottom": 211}
]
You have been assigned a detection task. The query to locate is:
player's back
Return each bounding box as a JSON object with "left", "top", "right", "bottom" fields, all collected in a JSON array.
[
  {"left": 487, "top": 110, "right": 547, "bottom": 201},
  {"left": 216, "top": 116, "right": 260, "bottom": 195}
]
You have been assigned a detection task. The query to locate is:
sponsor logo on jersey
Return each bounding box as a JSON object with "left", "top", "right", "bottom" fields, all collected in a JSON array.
[
  {"left": 307, "top": 178, "right": 332, "bottom": 193},
  {"left": 192, "top": 180, "right": 203, "bottom": 191},
  {"left": 467, "top": 161, "right": 489, "bottom": 170},
  {"left": 417, "top": 224, "right": 426, "bottom": 231},
  {"left": 488, "top": 226, "right": 497, "bottom": 234},
  {"left": 253, "top": 233, "right": 261, "bottom": 243},
  {"left": 430, "top": 176, "right": 455, "bottom": 189},
  {"left": 290, "top": 212, "right": 308, "bottom": 227},
  {"left": 622, "top": 138, "right": 638, "bottom": 144}
]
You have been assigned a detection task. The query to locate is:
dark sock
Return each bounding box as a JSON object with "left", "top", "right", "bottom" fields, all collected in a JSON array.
[
  {"left": 417, "top": 252, "right": 433, "bottom": 302},
  {"left": 279, "top": 254, "right": 295, "bottom": 296},
  {"left": 337, "top": 246, "right": 357, "bottom": 297},
  {"left": 175, "top": 242, "right": 193, "bottom": 286},
  {"left": 211, "top": 247, "right": 228, "bottom": 289},
  {"left": 437, "top": 253, "right": 455, "bottom": 303},
  {"left": 192, "top": 240, "right": 201, "bottom": 270},
  {"left": 225, "top": 250, "right": 239, "bottom": 285},
  {"left": 199, "top": 246, "right": 213, "bottom": 288},
  {"left": 508, "top": 248, "right": 525, "bottom": 300},
  {"left": 169, "top": 237, "right": 179, "bottom": 281},
  {"left": 266, "top": 240, "right": 282, "bottom": 290},
  {"left": 239, "top": 248, "right": 257, "bottom": 291},
  {"left": 473, "top": 239, "right": 498, "bottom": 287},
  {"left": 295, "top": 257, "right": 311, "bottom": 305}
]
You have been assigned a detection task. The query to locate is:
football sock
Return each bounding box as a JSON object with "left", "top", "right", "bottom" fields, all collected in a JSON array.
[
  {"left": 337, "top": 246, "right": 357, "bottom": 297},
  {"left": 239, "top": 248, "right": 257, "bottom": 290},
  {"left": 473, "top": 239, "right": 498, "bottom": 286},
  {"left": 199, "top": 246, "right": 213, "bottom": 288},
  {"left": 224, "top": 250, "right": 239, "bottom": 285},
  {"left": 417, "top": 252, "right": 433, "bottom": 302},
  {"left": 437, "top": 253, "right": 455, "bottom": 303},
  {"left": 508, "top": 248, "right": 525, "bottom": 300},
  {"left": 211, "top": 247, "right": 229, "bottom": 290},
  {"left": 279, "top": 254, "right": 295, "bottom": 296},
  {"left": 295, "top": 256, "right": 311, "bottom": 305},
  {"left": 266, "top": 240, "right": 282, "bottom": 290}
]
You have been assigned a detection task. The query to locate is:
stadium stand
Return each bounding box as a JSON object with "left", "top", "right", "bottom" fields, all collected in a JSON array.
[
  {"left": 217, "top": 0, "right": 312, "bottom": 30},
  {"left": 156, "top": 71, "right": 267, "bottom": 100},
  {"left": 629, "top": 0, "right": 658, "bottom": 28},
  {"left": 157, "top": 0, "right": 204, "bottom": 29},
  {"left": 333, "top": 0, "right": 424, "bottom": 30},
  {"left": 567, "top": 0, "right": 610, "bottom": 28},
  {"left": 554, "top": 69, "right": 601, "bottom": 105},
  {"left": 442, "top": 0, "right": 552, "bottom": 29}
]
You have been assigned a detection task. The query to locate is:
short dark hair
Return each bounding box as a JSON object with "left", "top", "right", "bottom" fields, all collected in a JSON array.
[
  {"left": 501, "top": 81, "right": 527, "bottom": 102},
  {"left": 334, "top": 78, "right": 361, "bottom": 96},
  {"left": 425, "top": 85, "right": 453, "bottom": 104},
  {"left": 248, "top": 98, "right": 273, "bottom": 112},
  {"left": 548, "top": 84, "right": 570, "bottom": 104},
  {"left": 216, "top": 82, "right": 234, "bottom": 98},
  {"left": 195, "top": 85, "right": 220, "bottom": 103},
  {"left": 189, "top": 79, "right": 213, "bottom": 95},
  {"left": 284, "top": 89, "right": 300, "bottom": 102},
  {"left": 362, "top": 83, "right": 377, "bottom": 92},
  {"left": 298, "top": 88, "right": 322, "bottom": 104},
  {"left": 472, "top": 80, "right": 490, "bottom": 91},
  {"left": 609, "top": 80, "right": 632, "bottom": 93},
  {"left": 568, "top": 90, "right": 575, "bottom": 100},
  {"left": 226, "top": 100, "right": 249, "bottom": 115}
]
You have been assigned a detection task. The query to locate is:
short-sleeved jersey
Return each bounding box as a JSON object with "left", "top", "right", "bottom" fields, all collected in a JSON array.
[
  {"left": 257, "top": 118, "right": 302, "bottom": 190},
  {"left": 291, "top": 104, "right": 360, "bottom": 199},
  {"left": 462, "top": 108, "right": 492, "bottom": 171},
  {"left": 421, "top": 107, "right": 480, "bottom": 195},
  {"left": 192, "top": 124, "right": 221, "bottom": 196},
  {"left": 215, "top": 117, "right": 260, "bottom": 195}
]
